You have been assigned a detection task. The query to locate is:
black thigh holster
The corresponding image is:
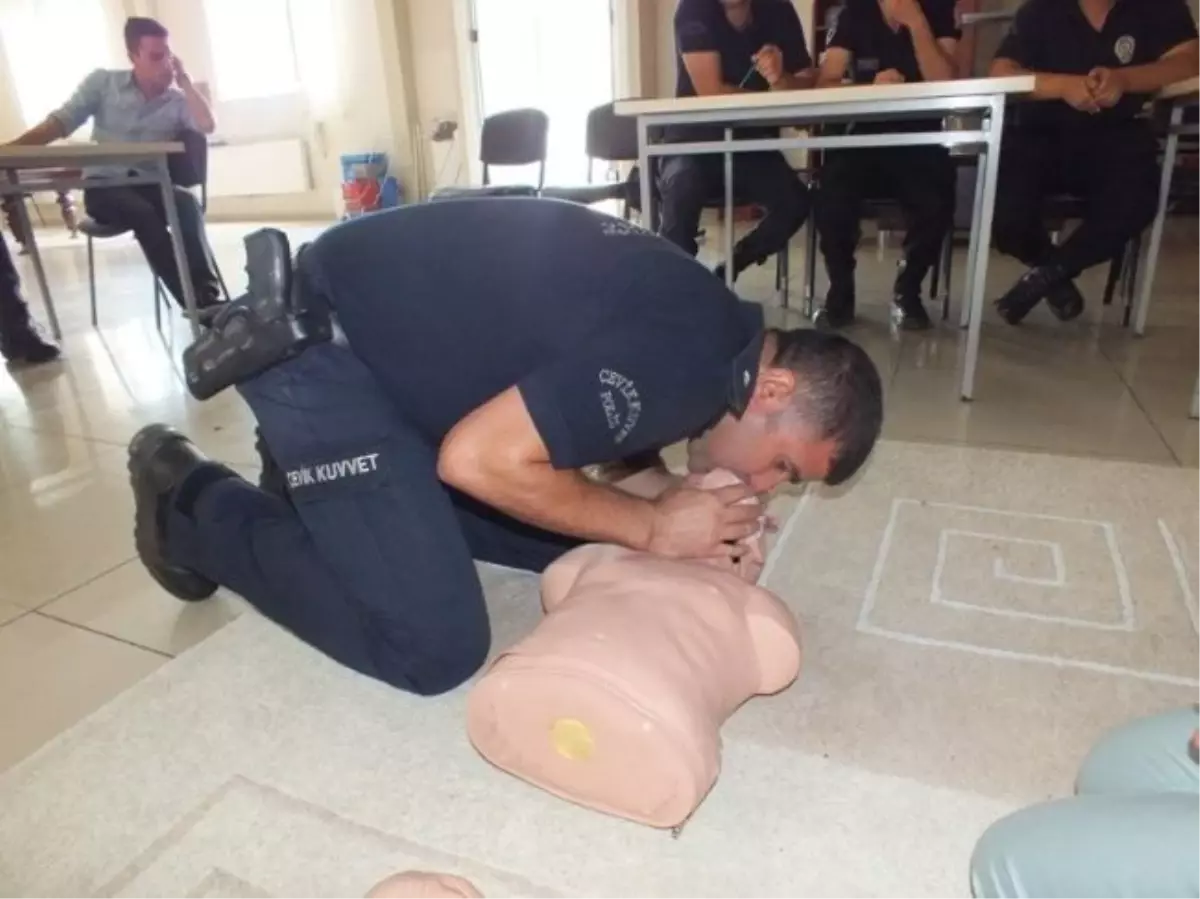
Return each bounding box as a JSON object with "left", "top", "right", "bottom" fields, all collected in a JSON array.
[{"left": 183, "top": 229, "right": 335, "bottom": 401}]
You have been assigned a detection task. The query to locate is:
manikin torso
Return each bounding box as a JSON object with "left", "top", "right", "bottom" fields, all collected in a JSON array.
[{"left": 466, "top": 471, "right": 801, "bottom": 828}]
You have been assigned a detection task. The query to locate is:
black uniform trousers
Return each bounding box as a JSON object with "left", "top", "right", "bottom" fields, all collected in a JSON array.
[
  {"left": 165, "top": 331, "right": 581, "bottom": 698},
  {"left": 657, "top": 151, "right": 810, "bottom": 273},
  {"left": 84, "top": 183, "right": 222, "bottom": 310},
  {"left": 816, "top": 143, "right": 956, "bottom": 298},
  {"left": 992, "top": 120, "right": 1160, "bottom": 278},
  {"left": 0, "top": 231, "right": 36, "bottom": 343}
]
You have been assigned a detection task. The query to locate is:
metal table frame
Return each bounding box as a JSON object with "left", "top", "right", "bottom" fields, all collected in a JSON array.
[
  {"left": 0, "top": 142, "right": 201, "bottom": 341},
  {"left": 619, "top": 78, "right": 1033, "bottom": 402},
  {"left": 1131, "top": 77, "right": 1199, "bottom": 338}
]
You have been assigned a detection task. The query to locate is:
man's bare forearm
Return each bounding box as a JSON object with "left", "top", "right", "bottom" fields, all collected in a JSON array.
[
  {"left": 179, "top": 79, "right": 216, "bottom": 133},
  {"left": 446, "top": 460, "right": 657, "bottom": 550},
  {"left": 908, "top": 18, "right": 956, "bottom": 82},
  {"left": 771, "top": 69, "right": 817, "bottom": 91},
  {"left": 991, "top": 59, "right": 1072, "bottom": 101},
  {"left": 10, "top": 117, "right": 65, "bottom": 146},
  {"left": 1119, "top": 48, "right": 1199, "bottom": 95}
]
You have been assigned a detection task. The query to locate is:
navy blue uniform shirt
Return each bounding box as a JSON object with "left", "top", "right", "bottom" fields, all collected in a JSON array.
[
  {"left": 302, "top": 198, "right": 765, "bottom": 470},
  {"left": 828, "top": 0, "right": 960, "bottom": 86},
  {"left": 996, "top": 0, "right": 1198, "bottom": 130},
  {"left": 671, "top": 0, "right": 812, "bottom": 140}
]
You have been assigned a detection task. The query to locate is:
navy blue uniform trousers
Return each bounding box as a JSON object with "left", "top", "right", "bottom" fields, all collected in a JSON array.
[{"left": 165, "top": 340, "right": 579, "bottom": 696}]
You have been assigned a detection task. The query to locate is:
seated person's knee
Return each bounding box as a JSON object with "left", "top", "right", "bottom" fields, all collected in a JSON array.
[
  {"left": 1076, "top": 709, "right": 1199, "bottom": 796},
  {"left": 659, "top": 159, "right": 706, "bottom": 205}
]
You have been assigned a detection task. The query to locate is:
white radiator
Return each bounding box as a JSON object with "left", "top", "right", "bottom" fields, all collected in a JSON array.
[{"left": 207, "top": 139, "right": 312, "bottom": 198}]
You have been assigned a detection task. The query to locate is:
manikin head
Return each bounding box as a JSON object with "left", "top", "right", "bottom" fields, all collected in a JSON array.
[
  {"left": 688, "top": 329, "right": 883, "bottom": 494},
  {"left": 125, "top": 17, "right": 174, "bottom": 96}
]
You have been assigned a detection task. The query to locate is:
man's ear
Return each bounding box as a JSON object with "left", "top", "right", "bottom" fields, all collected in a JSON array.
[{"left": 747, "top": 366, "right": 797, "bottom": 415}]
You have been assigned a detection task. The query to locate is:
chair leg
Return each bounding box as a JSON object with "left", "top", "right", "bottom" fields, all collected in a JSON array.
[
  {"left": 776, "top": 246, "right": 790, "bottom": 309},
  {"left": 215, "top": 259, "right": 232, "bottom": 302},
  {"left": 154, "top": 277, "right": 163, "bottom": 333},
  {"left": 1102, "top": 249, "right": 1122, "bottom": 307},
  {"left": 803, "top": 218, "right": 817, "bottom": 318},
  {"left": 941, "top": 235, "right": 954, "bottom": 322},
  {"left": 87, "top": 234, "right": 98, "bottom": 328}
]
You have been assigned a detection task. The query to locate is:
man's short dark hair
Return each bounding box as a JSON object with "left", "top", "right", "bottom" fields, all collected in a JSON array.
[
  {"left": 124, "top": 17, "right": 168, "bottom": 55},
  {"left": 769, "top": 328, "right": 883, "bottom": 487}
]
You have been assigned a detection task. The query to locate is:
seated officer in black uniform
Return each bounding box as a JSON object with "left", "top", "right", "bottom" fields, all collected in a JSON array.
[
  {"left": 990, "top": 0, "right": 1198, "bottom": 325},
  {"left": 812, "top": 0, "right": 960, "bottom": 331},
  {"left": 126, "top": 199, "right": 884, "bottom": 697},
  {"left": 659, "top": 0, "right": 815, "bottom": 283}
]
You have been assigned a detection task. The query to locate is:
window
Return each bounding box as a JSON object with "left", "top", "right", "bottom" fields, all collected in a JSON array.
[
  {"left": 0, "top": 0, "right": 111, "bottom": 128},
  {"left": 204, "top": 0, "right": 300, "bottom": 101}
]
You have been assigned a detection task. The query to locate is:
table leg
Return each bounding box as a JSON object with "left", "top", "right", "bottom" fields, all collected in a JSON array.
[
  {"left": 155, "top": 159, "right": 201, "bottom": 340},
  {"left": 960, "top": 97, "right": 1006, "bottom": 402},
  {"left": 724, "top": 128, "right": 734, "bottom": 290},
  {"left": 960, "top": 156, "right": 988, "bottom": 330},
  {"left": 3, "top": 177, "right": 61, "bottom": 340},
  {"left": 637, "top": 118, "right": 653, "bottom": 234},
  {"left": 1132, "top": 103, "right": 1183, "bottom": 338}
]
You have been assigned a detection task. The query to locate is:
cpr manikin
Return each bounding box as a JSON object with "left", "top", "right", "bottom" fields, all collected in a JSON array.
[{"left": 466, "top": 470, "right": 802, "bottom": 828}]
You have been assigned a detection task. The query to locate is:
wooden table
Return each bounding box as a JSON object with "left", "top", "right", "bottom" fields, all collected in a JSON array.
[
  {"left": 0, "top": 141, "right": 201, "bottom": 340},
  {"left": 616, "top": 76, "right": 1036, "bottom": 402}
]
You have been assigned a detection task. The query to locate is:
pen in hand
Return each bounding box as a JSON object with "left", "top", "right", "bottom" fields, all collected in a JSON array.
[{"left": 737, "top": 61, "right": 758, "bottom": 88}]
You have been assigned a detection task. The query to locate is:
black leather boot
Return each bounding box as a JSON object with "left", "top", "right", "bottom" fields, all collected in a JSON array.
[
  {"left": 891, "top": 292, "right": 933, "bottom": 331},
  {"left": 995, "top": 264, "right": 1071, "bottom": 326},
  {"left": 128, "top": 424, "right": 227, "bottom": 601},
  {"left": 0, "top": 298, "right": 59, "bottom": 366},
  {"left": 812, "top": 283, "right": 856, "bottom": 330}
]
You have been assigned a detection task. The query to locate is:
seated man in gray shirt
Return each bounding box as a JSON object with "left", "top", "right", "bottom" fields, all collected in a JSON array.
[{"left": 11, "top": 17, "right": 223, "bottom": 313}]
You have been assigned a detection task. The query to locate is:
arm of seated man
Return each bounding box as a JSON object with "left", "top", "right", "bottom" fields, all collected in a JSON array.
[
  {"left": 676, "top": 0, "right": 746, "bottom": 96},
  {"left": 757, "top": 1, "right": 817, "bottom": 91},
  {"left": 988, "top": 5, "right": 1105, "bottom": 110},
  {"left": 8, "top": 69, "right": 103, "bottom": 145},
  {"left": 890, "top": 0, "right": 959, "bottom": 82},
  {"left": 1088, "top": 39, "right": 1200, "bottom": 107}
]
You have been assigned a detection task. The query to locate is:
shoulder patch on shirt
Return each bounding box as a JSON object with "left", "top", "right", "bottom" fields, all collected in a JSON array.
[{"left": 597, "top": 368, "right": 642, "bottom": 445}]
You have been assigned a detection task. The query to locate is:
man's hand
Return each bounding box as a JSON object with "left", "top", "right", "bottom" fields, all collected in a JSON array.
[
  {"left": 171, "top": 55, "right": 190, "bottom": 86},
  {"left": 754, "top": 44, "right": 785, "bottom": 87},
  {"left": 882, "top": 0, "right": 925, "bottom": 30},
  {"left": 647, "top": 483, "right": 764, "bottom": 560},
  {"left": 1060, "top": 75, "right": 1101, "bottom": 113},
  {"left": 875, "top": 68, "right": 906, "bottom": 85},
  {"left": 1086, "top": 66, "right": 1127, "bottom": 108}
]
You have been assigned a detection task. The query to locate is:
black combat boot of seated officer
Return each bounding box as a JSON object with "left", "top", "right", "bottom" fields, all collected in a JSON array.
[
  {"left": 0, "top": 233, "right": 60, "bottom": 366},
  {"left": 128, "top": 424, "right": 237, "bottom": 601}
]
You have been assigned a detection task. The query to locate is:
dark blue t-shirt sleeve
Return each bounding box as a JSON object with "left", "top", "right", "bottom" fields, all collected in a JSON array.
[
  {"left": 994, "top": 3, "right": 1041, "bottom": 68},
  {"left": 827, "top": 2, "right": 862, "bottom": 53},
  {"left": 675, "top": 0, "right": 723, "bottom": 54},
  {"left": 518, "top": 325, "right": 726, "bottom": 470},
  {"left": 776, "top": 0, "right": 813, "bottom": 72},
  {"left": 1147, "top": 0, "right": 1199, "bottom": 57}
]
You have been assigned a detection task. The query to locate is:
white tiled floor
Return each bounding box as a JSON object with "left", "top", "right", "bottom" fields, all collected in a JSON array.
[{"left": 0, "top": 215, "right": 1195, "bottom": 775}]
